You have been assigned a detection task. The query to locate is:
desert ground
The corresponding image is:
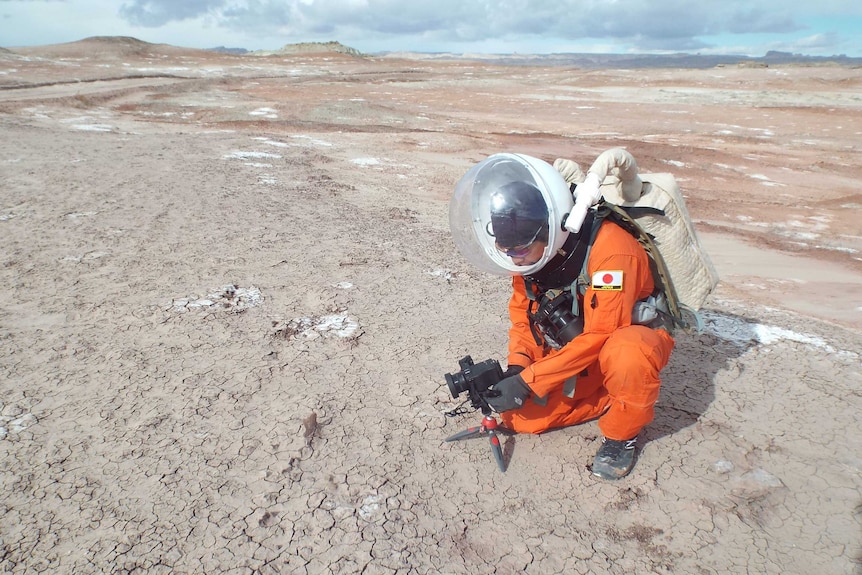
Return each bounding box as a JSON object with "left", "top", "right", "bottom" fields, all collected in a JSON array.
[{"left": 1, "top": 37, "right": 861, "bottom": 574}]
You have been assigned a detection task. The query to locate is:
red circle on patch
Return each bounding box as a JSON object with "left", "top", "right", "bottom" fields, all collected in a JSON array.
[{"left": 602, "top": 273, "right": 613, "bottom": 284}]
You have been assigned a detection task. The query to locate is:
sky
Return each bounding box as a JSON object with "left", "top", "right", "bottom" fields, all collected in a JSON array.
[{"left": 1, "top": 0, "right": 861, "bottom": 57}]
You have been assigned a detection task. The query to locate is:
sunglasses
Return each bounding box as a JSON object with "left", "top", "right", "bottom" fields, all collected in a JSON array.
[
  {"left": 496, "top": 242, "right": 536, "bottom": 257},
  {"left": 494, "top": 226, "right": 543, "bottom": 257}
]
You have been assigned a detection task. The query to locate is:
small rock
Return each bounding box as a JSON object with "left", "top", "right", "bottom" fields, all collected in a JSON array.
[{"left": 302, "top": 412, "right": 318, "bottom": 446}]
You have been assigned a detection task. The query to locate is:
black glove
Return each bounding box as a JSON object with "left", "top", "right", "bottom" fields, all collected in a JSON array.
[{"left": 485, "top": 373, "right": 531, "bottom": 413}]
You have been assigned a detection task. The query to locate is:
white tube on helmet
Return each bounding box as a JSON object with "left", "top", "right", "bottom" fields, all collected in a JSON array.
[{"left": 564, "top": 171, "right": 602, "bottom": 234}]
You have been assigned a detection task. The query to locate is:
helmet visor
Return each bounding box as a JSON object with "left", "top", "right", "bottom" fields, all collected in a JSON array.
[{"left": 449, "top": 153, "right": 572, "bottom": 276}]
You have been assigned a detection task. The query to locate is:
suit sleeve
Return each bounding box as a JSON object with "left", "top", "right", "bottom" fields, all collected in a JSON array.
[{"left": 518, "top": 224, "right": 654, "bottom": 398}]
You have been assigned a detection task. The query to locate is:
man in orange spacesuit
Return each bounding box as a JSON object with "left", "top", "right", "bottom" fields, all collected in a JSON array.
[{"left": 449, "top": 153, "right": 676, "bottom": 479}]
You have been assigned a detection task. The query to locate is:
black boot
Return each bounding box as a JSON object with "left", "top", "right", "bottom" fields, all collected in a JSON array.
[{"left": 591, "top": 436, "right": 638, "bottom": 480}]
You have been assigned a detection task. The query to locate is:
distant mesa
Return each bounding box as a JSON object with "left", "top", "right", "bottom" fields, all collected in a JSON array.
[
  {"left": 209, "top": 46, "right": 250, "bottom": 55},
  {"left": 10, "top": 36, "right": 212, "bottom": 59},
  {"left": 81, "top": 36, "right": 184, "bottom": 56},
  {"left": 63, "top": 35, "right": 167, "bottom": 54},
  {"left": 380, "top": 49, "right": 861, "bottom": 69},
  {"left": 253, "top": 41, "right": 363, "bottom": 57},
  {"left": 3, "top": 36, "right": 365, "bottom": 60},
  {"left": 81, "top": 35, "right": 150, "bottom": 45}
]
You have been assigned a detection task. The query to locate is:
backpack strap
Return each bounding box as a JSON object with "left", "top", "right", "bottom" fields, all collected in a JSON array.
[
  {"left": 521, "top": 277, "right": 545, "bottom": 346},
  {"left": 595, "top": 201, "right": 686, "bottom": 329},
  {"left": 574, "top": 207, "right": 608, "bottom": 297}
]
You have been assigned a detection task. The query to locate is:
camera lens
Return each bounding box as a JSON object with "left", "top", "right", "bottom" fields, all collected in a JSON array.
[{"left": 445, "top": 372, "right": 467, "bottom": 398}]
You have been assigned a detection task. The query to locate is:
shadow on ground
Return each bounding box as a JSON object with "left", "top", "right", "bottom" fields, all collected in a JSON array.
[{"left": 648, "top": 309, "right": 756, "bottom": 441}]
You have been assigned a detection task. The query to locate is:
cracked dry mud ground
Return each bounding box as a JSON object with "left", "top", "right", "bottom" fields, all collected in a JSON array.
[{"left": 1, "top": 40, "right": 861, "bottom": 574}]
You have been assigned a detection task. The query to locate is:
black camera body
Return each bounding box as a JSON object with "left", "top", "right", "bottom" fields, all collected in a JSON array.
[
  {"left": 529, "top": 290, "right": 584, "bottom": 350},
  {"left": 445, "top": 356, "right": 504, "bottom": 399}
]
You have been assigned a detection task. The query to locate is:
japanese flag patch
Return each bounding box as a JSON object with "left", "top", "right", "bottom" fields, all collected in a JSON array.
[{"left": 592, "top": 270, "right": 623, "bottom": 291}]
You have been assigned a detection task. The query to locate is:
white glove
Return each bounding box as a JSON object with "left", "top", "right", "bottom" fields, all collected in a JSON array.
[
  {"left": 564, "top": 171, "right": 602, "bottom": 234},
  {"left": 553, "top": 158, "right": 585, "bottom": 185}
]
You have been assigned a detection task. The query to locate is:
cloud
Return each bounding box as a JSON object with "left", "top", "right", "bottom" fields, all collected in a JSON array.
[
  {"left": 120, "top": 0, "right": 226, "bottom": 27},
  {"left": 791, "top": 32, "right": 842, "bottom": 51},
  {"left": 724, "top": 8, "right": 800, "bottom": 34},
  {"left": 109, "top": 0, "right": 855, "bottom": 54},
  {"left": 114, "top": 0, "right": 799, "bottom": 34}
]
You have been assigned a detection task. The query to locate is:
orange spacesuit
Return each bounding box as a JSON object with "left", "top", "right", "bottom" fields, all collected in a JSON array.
[{"left": 501, "top": 219, "right": 676, "bottom": 440}]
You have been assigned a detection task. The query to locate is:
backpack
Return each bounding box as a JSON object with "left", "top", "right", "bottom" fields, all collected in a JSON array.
[
  {"left": 587, "top": 200, "right": 701, "bottom": 334},
  {"left": 556, "top": 150, "right": 719, "bottom": 334}
]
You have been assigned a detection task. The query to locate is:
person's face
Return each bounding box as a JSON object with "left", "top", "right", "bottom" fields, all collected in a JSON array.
[{"left": 496, "top": 240, "right": 547, "bottom": 267}]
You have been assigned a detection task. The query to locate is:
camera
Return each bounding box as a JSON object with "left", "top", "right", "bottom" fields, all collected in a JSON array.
[
  {"left": 529, "top": 290, "right": 584, "bottom": 350},
  {"left": 445, "top": 355, "right": 504, "bottom": 399}
]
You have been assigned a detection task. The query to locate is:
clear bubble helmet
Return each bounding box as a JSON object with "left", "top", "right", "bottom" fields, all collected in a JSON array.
[{"left": 449, "top": 153, "right": 574, "bottom": 276}]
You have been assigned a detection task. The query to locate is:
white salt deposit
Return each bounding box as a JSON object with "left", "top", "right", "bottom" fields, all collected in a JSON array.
[
  {"left": 9, "top": 413, "right": 37, "bottom": 432},
  {"left": 358, "top": 494, "right": 382, "bottom": 520},
  {"left": 283, "top": 314, "right": 360, "bottom": 339},
  {"left": 739, "top": 468, "right": 784, "bottom": 488},
  {"left": 426, "top": 269, "right": 453, "bottom": 281},
  {"left": 224, "top": 151, "right": 282, "bottom": 160},
  {"left": 701, "top": 310, "right": 854, "bottom": 358},
  {"left": 249, "top": 107, "right": 278, "bottom": 118},
  {"left": 0, "top": 408, "right": 37, "bottom": 439},
  {"left": 253, "top": 137, "right": 289, "bottom": 147},
  {"left": 72, "top": 124, "right": 113, "bottom": 132},
  {"left": 252, "top": 135, "right": 333, "bottom": 148},
  {"left": 172, "top": 285, "right": 263, "bottom": 312},
  {"left": 289, "top": 135, "right": 333, "bottom": 146},
  {"left": 351, "top": 158, "right": 380, "bottom": 166}
]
